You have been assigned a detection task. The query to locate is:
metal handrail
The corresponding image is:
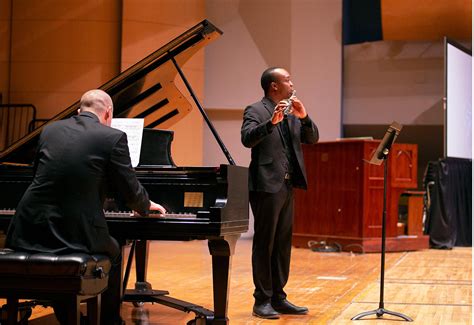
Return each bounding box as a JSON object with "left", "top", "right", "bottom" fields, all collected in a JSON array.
[{"left": 0, "top": 104, "right": 37, "bottom": 150}]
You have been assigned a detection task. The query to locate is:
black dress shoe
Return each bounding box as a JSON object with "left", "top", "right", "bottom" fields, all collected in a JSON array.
[
  {"left": 272, "top": 299, "right": 309, "bottom": 315},
  {"left": 253, "top": 302, "right": 280, "bottom": 319}
]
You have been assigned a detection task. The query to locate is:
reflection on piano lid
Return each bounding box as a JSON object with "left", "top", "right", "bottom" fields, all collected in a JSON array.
[{"left": 0, "top": 19, "right": 223, "bottom": 165}]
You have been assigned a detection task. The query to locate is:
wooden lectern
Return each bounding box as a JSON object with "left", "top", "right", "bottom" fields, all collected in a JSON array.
[{"left": 293, "top": 139, "right": 429, "bottom": 253}]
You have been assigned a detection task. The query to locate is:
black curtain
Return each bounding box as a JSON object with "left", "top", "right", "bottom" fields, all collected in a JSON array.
[
  {"left": 424, "top": 157, "right": 472, "bottom": 248},
  {"left": 343, "top": 0, "right": 382, "bottom": 45}
]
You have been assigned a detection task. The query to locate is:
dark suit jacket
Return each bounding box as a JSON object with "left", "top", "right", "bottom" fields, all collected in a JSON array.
[
  {"left": 6, "top": 112, "right": 150, "bottom": 256},
  {"left": 241, "top": 97, "right": 319, "bottom": 193}
]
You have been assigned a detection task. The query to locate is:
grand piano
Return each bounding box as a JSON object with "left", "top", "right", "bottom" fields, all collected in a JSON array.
[{"left": 0, "top": 20, "right": 248, "bottom": 325}]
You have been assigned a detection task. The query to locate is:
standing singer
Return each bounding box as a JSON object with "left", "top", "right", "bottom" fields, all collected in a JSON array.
[{"left": 241, "top": 67, "right": 319, "bottom": 319}]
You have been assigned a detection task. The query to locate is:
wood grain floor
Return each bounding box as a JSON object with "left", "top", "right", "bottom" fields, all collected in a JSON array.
[{"left": 3, "top": 238, "right": 471, "bottom": 324}]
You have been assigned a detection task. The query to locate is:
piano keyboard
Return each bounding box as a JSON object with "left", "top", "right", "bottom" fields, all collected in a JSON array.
[
  {"left": 0, "top": 209, "right": 197, "bottom": 220},
  {"left": 105, "top": 211, "right": 197, "bottom": 220}
]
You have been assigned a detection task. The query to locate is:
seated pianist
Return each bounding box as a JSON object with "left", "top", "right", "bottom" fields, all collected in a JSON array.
[{"left": 5, "top": 89, "right": 166, "bottom": 325}]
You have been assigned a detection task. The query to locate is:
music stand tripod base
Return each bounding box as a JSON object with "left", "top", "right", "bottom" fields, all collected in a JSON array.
[{"left": 351, "top": 307, "right": 413, "bottom": 321}]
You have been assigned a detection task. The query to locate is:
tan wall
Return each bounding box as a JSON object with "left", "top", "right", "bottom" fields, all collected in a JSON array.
[
  {"left": 122, "top": 0, "right": 206, "bottom": 166},
  {"left": 0, "top": 0, "right": 11, "bottom": 104},
  {"left": 6, "top": 0, "right": 121, "bottom": 120},
  {"left": 0, "top": 0, "right": 11, "bottom": 148},
  {"left": 343, "top": 40, "right": 471, "bottom": 126},
  {"left": 2, "top": 0, "right": 207, "bottom": 166},
  {"left": 204, "top": 0, "right": 343, "bottom": 167},
  {"left": 382, "top": 0, "right": 471, "bottom": 41}
]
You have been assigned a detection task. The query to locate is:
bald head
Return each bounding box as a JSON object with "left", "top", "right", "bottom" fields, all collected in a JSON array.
[{"left": 79, "top": 89, "right": 113, "bottom": 126}]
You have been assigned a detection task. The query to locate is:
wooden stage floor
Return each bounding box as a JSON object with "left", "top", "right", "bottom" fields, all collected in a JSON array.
[{"left": 6, "top": 238, "right": 472, "bottom": 324}]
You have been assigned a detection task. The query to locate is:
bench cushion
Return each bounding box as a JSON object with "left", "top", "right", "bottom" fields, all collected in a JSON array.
[{"left": 0, "top": 249, "right": 111, "bottom": 296}]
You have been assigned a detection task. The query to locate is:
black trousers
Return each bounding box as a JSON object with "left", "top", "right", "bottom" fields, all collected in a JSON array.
[
  {"left": 100, "top": 243, "right": 122, "bottom": 325},
  {"left": 54, "top": 236, "right": 122, "bottom": 325},
  {"left": 250, "top": 181, "right": 293, "bottom": 304}
]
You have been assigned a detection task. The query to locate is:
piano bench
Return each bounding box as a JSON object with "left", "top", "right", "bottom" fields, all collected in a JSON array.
[{"left": 0, "top": 249, "right": 111, "bottom": 325}]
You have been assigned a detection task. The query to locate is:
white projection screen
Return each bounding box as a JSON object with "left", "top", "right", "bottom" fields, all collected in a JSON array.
[{"left": 444, "top": 38, "right": 472, "bottom": 159}]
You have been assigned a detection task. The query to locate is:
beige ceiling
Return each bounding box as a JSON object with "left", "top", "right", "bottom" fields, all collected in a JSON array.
[{"left": 382, "top": 0, "right": 471, "bottom": 41}]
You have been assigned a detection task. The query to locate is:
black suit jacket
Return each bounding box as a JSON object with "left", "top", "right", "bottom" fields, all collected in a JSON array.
[
  {"left": 241, "top": 97, "right": 319, "bottom": 193},
  {"left": 6, "top": 112, "right": 150, "bottom": 255}
]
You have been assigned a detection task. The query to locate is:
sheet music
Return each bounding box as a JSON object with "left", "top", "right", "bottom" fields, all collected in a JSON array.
[{"left": 111, "top": 118, "right": 144, "bottom": 167}]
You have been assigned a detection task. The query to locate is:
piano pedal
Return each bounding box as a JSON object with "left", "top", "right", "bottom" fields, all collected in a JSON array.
[{"left": 132, "top": 301, "right": 145, "bottom": 308}]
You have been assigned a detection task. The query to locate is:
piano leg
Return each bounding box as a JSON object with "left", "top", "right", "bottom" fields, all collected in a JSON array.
[
  {"left": 208, "top": 235, "right": 239, "bottom": 325},
  {"left": 120, "top": 235, "right": 239, "bottom": 324},
  {"left": 135, "top": 240, "right": 150, "bottom": 290}
]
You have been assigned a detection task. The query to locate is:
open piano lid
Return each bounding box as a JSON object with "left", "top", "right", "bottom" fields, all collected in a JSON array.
[{"left": 0, "top": 20, "right": 222, "bottom": 165}]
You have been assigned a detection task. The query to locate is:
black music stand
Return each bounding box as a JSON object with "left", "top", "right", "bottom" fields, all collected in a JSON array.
[{"left": 351, "top": 122, "right": 413, "bottom": 322}]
